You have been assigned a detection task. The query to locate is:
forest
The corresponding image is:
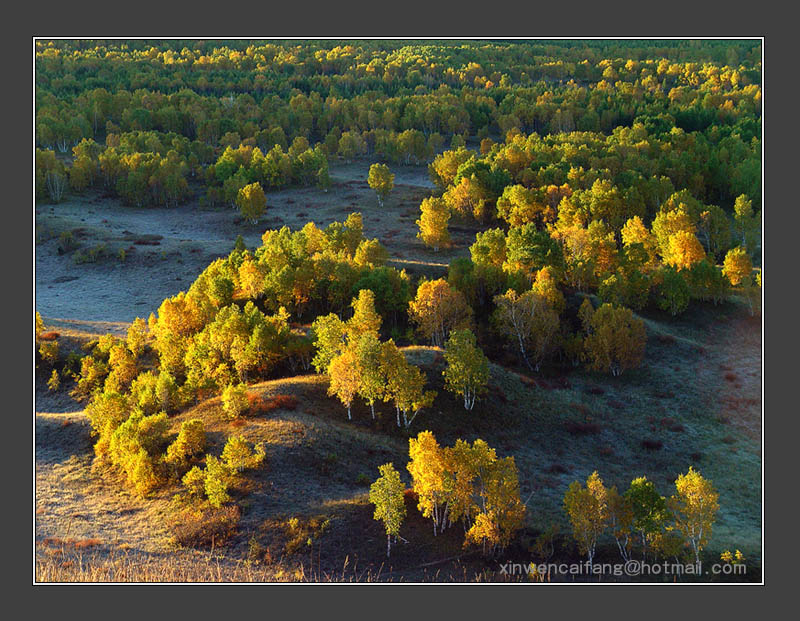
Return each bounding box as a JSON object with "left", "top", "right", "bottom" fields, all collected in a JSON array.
[{"left": 34, "top": 39, "right": 761, "bottom": 583}]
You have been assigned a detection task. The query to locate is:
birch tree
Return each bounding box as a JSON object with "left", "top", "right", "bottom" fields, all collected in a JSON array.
[
  {"left": 492, "top": 289, "right": 559, "bottom": 371},
  {"left": 669, "top": 467, "right": 719, "bottom": 564},
  {"left": 369, "top": 463, "right": 407, "bottom": 558},
  {"left": 563, "top": 471, "right": 609, "bottom": 566},
  {"left": 443, "top": 329, "right": 489, "bottom": 410}
]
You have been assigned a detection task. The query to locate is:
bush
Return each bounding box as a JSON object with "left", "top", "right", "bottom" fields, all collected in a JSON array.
[
  {"left": 167, "top": 503, "right": 241, "bottom": 548},
  {"left": 58, "top": 230, "right": 77, "bottom": 253},
  {"left": 47, "top": 369, "right": 60, "bottom": 392},
  {"left": 38, "top": 340, "right": 59, "bottom": 367},
  {"left": 166, "top": 419, "right": 207, "bottom": 469},
  {"left": 221, "top": 436, "right": 265, "bottom": 473},
  {"left": 222, "top": 383, "right": 249, "bottom": 419},
  {"left": 181, "top": 466, "right": 206, "bottom": 499},
  {"left": 204, "top": 455, "right": 233, "bottom": 508},
  {"left": 74, "top": 243, "right": 107, "bottom": 264}
]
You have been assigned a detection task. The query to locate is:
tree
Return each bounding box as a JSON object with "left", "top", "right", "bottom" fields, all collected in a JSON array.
[
  {"left": 407, "top": 431, "right": 449, "bottom": 535},
  {"left": 443, "top": 329, "right": 489, "bottom": 410},
  {"left": 221, "top": 435, "right": 266, "bottom": 472},
  {"left": 353, "top": 333, "right": 385, "bottom": 419},
  {"left": 369, "top": 463, "right": 407, "bottom": 558},
  {"left": 625, "top": 476, "right": 670, "bottom": 561},
  {"left": 733, "top": 194, "right": 757, "bottom": 250},
  {"left": 327, "top": 348, "right": 362, "bottom": 420},
  {"left": 464, "top": 451, "right": 526, "bottom": 557},
  {"left": 310, "top": 313, "right": 348, "bottom": 374},
  {"left": 722, "top": 246, "right": 753, "bottom": 287},
  {"left": 236, "top": 182, "right": 267, "bottom": 223},
  {"left": 408, "top": 278, "right": 473, "bottom": 347},
  {"left": 165, "top": 419, "right": 206, "bottom": 469},
  {"left": 204, "top": 455, "right": 233, "bottom": 508},
  {"left": 492, "top": 289, "right": 559, "bottom": 371},
  {"left": 607, "top": 486, "right": 634, "bottom": 561},
  {"left": 381, "top": 341, "right": 436, "bottom": 429},
  {"left": 563, "top": 471, "right": 609, "bottom": 565},
  {"left": 665, "top": 230, "right": 706, "bottom": 271},
  {"left": 657, "top": 266, "right": 691, "bottom": 316},
  {"left": 504, "top": 224, "right": 565, "bottom": 279},
  {"left": 348, "top": 288, "right": 382, "bottom": 340},
  {"left": 669, "top": 467, "right": 719, "bottom": 564},
  {"left": 416, "top": 196, "right": 451, "bottom": 251},
  {"left": 221, "top": 383, "right": 249, "bottom": 419},
  {"left": 582, "top": 303, "right": 646, "bottom": 376},
  {"left": 697, "top": 205, "right": 731, "bottom": 260},
  {"left": 126, "top": 317, "right": 149, "bottom": 359},
  {"left": 367, "top": 163, "right": 394, "bottom": 206},
  {"left": 652, "top": 208, "right": 695, "bottom": 261}
]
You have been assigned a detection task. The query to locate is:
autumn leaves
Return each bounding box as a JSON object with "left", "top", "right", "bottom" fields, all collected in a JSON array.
[{"left": 371, "top": 432, "right": 526, "bottom": 558}]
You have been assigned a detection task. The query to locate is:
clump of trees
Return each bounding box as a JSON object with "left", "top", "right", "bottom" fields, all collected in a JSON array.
[
  {"left": 369, "top": 432, "right": 526, "bottom": 558},
  {"left": 563, "top": 468, "right": 719, "bottom": 565},
  {"left": 312, "top": 289, "right": 436, "bottom": 427}
]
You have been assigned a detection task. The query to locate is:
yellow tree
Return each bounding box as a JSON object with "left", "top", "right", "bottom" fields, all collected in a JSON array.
[
  {"left": 665, "top": 230, "right": 706, "bottom": 271},
  {"left": 236, "top": 182, "right": 267, "bottom": 224},
  {"left": 327, "top": 349, "right": 362, "bottom": 420},
  {"left": 380, "top": 340, "right": 436, "bottom": 428},
  {"left": 348, "top": 288, "right": 382, "bottom": 339},
  {"left": 563, "top": 471, "right": 610, "bottom": 565},
  {"left": 409, "top": 278, "right": 473, "bottom": 347},
  {"left": 367, "top": 163, "right": 394, "bottom": 206},
  {"left": 607, "top": 486, "right": 635, "bottom": 561},
  {"left": 465, "top": 453, "right": 526, "bottom": 557},
  {"left": 407, "top": 431, "right": 449, "bottom": 535},
  {"left": 621, "top": 216, "right": 658, "bottom": 269},
  {"left": 582, "top": 303, "right": 646, "bottom": 376},
  {"left": 416, "top": 196, "right": 451, "bottom": 252},
  {"left": 669, "top": 467, "right": 719, "bottom": 564},
  {"left": 369, "top": 463, "right": 407, "bottom": 558},
  {"left": 652, "top": 208, "right": 695, "bottom": 261},
  {"left": 722, "top": 246, "right": 753, "bottom": 287}
]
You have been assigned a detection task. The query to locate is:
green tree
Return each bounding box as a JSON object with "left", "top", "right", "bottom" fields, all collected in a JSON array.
[
  {"left": 236, "top": 182, "right": 267, "bottom": 224},
  {"left": 625, "top": 476, "right": 670, "bottom": 561},
  {"left": 582, "top": 303, "right": 646, "bottom": 376},
  {"left": 443, "top": 329, "right": 490, "bottom": 411},
  {"left": 369, "top": 463, "right": 407, "bottom": 558},
  {"left": 367, "top": 163, "right": 394, "bottom": 206}
]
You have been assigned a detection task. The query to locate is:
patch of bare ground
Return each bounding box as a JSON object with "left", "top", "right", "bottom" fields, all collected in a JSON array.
[{"left": 35, "top": 160, "right": 452, "bottom": 327}]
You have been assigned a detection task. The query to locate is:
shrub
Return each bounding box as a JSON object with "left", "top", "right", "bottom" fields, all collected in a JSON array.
[
  {"left": 166, "top": 419, "right": 207, "bottom": 469},
  {"left": 58, "top": 231, "right": 77, "bottom": 253},
  {"left": 221, "top": 436, "right": 266, "bottom": 473},
  {"left": 167, "top": 503, "right": 241, "bottom": 548},
  {"left": 261, "top": 394, "right": 299, "bottom": 413},
  {"left": 182, "top": 466, "right": 206, "bottom": 499},
  {"left": 204, "top": 455, "right": 233, "bottom": 508},
  {"left": 38, "top": 341, "right": 59, "bottom": 367},
  {"left": 222, "top": 383, "right": 249, "bottom": 419},
  {"left": 47, "top": 369, "right": 60, "bottom": 392},
  {"left": 39, "top": 331, "right": 60, "bottom": 341}
]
